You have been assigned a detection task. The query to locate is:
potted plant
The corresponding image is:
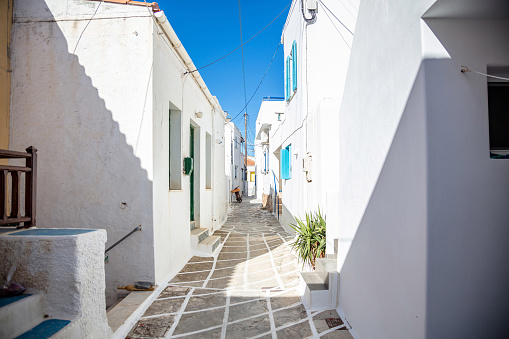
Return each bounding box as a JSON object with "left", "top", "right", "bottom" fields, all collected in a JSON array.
[{"left": 289, "top": 208, "right": 326, "bottom": 270}]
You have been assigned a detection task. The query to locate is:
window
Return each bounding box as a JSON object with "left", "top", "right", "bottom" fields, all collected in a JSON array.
[
  {"left": 488, "top": 68, "right": 509, "bottom": 157},
  {"left": 285, "top": 41, "right": 297, "bottom": 102},
  {"left": 169, "top": 109, "right": 182, "bottom": 190},
  {"left": 263, "top": 150, "right": 268, "bottom": 173},
  {"left": 206, "top": 132, "right": 212, "bottom": 189},
  {"left": 280, "top": 144, "right": 292, "bottom": 180},
  {"left": 235, "top": 165, "right": 238, "bottom": 179}
]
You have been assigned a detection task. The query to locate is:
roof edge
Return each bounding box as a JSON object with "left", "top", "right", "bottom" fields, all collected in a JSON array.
[{"left": 90, "top": 0, "right": 160, "bottom": 12}]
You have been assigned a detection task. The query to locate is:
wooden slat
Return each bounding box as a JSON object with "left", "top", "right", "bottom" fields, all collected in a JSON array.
[
  {"left": 1, "top": 170, "right": 7, "bottom": 221},
  {"left": 0, "top": 216, "right": 31, "bottom": 226},
  {"left": 10, "top": 171, "right": 21, "bottom": 219},
  {"left": 0, "top": 149, "right": 31, "bottom": 159},
  {"left": 0, "top": 165, "right": 31, "bottom": 172},
  {"left": 25, "top": 147, "right": 37, "bottom": 228}
]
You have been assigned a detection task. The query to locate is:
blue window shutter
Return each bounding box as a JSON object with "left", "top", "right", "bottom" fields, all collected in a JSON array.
[
  {"left": 280, "top": 148, "right": 287, "bottom": 179},
  {"left": 292, "top": 41, "right": 297, "bottom": 92},
  {"left": 288, "top": 144, "right": 292, "bottom": 179},
  {"left": 286, "top": 56, "right": 291, "bottom": 101}
]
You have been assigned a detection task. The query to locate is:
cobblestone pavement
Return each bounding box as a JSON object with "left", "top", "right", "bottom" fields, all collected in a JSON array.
[{"left": 127, "top": 198, "right": 352, "bottom": 338}]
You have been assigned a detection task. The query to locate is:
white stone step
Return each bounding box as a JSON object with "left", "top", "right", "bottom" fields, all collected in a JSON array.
[
  {"left": 107, "top": 291, "right": 153, "bottom": 338},
  {"left": 190, "top": 228, "right": 209, "bottom": 248},
  {"left": 299, "top": 271, "right": 339, "bottom": 311},
  {"left": 198, "top": 235, "right": 221, "bottom": 254},
  {"left": 190, "top": 221, "right": 196, "bottom": 230},
  {"left": 0, "top": 294, "right": 45, "bottom": 339},
  {"left": 315, "top": 258, "right": 337, "bottom": 289}
]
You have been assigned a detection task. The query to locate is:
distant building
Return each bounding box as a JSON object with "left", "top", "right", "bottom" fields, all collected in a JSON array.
[
  {"left": 255, "top": 97, "right": 285, "bottom": 211},
  {"left": 224, "top": 121, "right": 246, "bottom": 200},
  {"left": 246, "top": 155, "right": 255, "bottom": 196}
]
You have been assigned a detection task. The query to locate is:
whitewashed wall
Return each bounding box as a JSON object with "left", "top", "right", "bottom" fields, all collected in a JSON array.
[
  {"left": 224, "top": 122, "right": 244, "bottom": 201},
  {"left": 10, "top": 0, "right": 227, "bottom": 305},
  {"left": 254, "top": 99, "right": 284, "bottom": 203},
  {"left": 337, "top": 0, "right": 509, "bottom": 338},
  {"left": 273, "top": 0, "right": 358, "bottom": 238}
]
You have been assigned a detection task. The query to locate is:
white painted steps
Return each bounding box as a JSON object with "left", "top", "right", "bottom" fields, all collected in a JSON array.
[
  {"left": 0, "top": 294, "right": 72, "bottom": 339},
  {"left": 0, "top": 294, "right": 44, "bottom": 338},
  {"left": 190, "top": 224, "right": 220, "bottom": 256},
  {"left": 299, "top": 258, "right": 339, "bottom": 311}
]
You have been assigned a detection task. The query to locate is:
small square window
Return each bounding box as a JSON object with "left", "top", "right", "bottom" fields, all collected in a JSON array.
[{"left": 488, "top": 81, "right": 509, "bottom": 157}]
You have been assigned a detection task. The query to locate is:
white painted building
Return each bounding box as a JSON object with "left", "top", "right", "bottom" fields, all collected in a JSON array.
[
  {"left": 269, "top": 0, "right": 359, "bottom": 244},
  {"left": 335, "top": 0, "right": 509, "bottom": 338},
  {"left": 255, "top": 97, "right": 285, "bottom": 208},
  {"left": 224, "top": 121, "right": 246, "bottom": 201},
  {"left": 9, "top": 0, "right": 228, "bottom": 306},
  {"left": 246, "top": 155, "right": 255, "bottom": 196}
]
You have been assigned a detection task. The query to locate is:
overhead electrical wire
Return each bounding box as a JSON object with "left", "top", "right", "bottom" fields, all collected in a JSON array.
[
  {"left": 319, "top": 1, "right": 350, "bottom": 49},
  {"left": 73, "top": 0, "right": 104, "bottom": 54},
  {"left": 230, "top": 42, "right": 282, "bottom": 123},
  {"left": 318, "top": 0, "right": 354, "bottom": 35},
  {"left": 461, "top": 66, "right": 509, "bottom": 81},
  {"left": 184, "top": 1, "right": 292, "bottom": 74},
  {"left": 238, "top": 0, "right": 249, "bottom": 121}
]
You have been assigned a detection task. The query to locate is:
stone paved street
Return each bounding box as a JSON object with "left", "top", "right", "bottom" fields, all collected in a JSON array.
[{"left": 127, "top": 198, "right": 352, "bottom": 338}]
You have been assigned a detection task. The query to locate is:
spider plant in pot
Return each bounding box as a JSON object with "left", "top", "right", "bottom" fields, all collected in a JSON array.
[{"left": 289, "top": 208, "right": 326, "bottom": 270}]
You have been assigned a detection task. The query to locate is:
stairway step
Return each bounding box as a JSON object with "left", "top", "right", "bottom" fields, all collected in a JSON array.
[
  {"left": 198, "top": 235, "right": 221, "bottom": 253},
  {"left": 191, "top": 228, "right": 209, "bottom": 244},
  {"left": 0, "top": 294, "right": 44, "bottom": 339},
  {"left": 190, "top": 221, "right": 196, "bottom": 230},
  {"left": 107, "top": 291, "right": 153, "bottom": 335},
  {"left": 300, "top": 272, "right": 328, "bottom": 291},
  {"left": 315, "top": 258, "right": 337, "bottom": 289},
  {"left": 15, "top": 319, "right": 71, "bottom": 339}
]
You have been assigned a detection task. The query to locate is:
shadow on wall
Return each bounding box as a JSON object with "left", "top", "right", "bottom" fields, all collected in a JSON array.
[
  {"left": 340, "top": 23, "right": 509, "bottom": 336},
  {"left": 9, "top": 1, "right": 154, "bottom": 306},
  {"left": 339, "top": 62, "right": 429, "bottom": 339}
]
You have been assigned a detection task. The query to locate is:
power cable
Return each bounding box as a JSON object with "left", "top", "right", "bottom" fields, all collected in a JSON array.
[
  {"left": 238, "top": 0, "right": 249, "bottom": 121},
  {"left": 73, "top": 0, "right": 104, "bottom": 54},
  {"left": 318, "top": 0, "right": 354, "bottom": 35},
  {"left": 230, "top": 42, "right": 282, "bottom": 123},
  {"left": 184, "top": 1, "right": 292, "bottom": 74},
  {"left": 461, "top": 66, "right": 509, "bottom": 81},
  {"left": 319, "top": 1, "right": 350, "bottom": 49}
]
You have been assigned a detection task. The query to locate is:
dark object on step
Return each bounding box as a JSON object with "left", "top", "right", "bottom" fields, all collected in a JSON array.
[
  {"left": 135, "top": 281, "right": 152, "bottom": 290},
  {"left": 0, "top": 282, "right": 25, "bottom": 297}
]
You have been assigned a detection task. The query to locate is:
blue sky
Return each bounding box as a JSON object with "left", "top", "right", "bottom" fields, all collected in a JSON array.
[{"left": 158, "top": 0, "right": 292, "bottom": 155}]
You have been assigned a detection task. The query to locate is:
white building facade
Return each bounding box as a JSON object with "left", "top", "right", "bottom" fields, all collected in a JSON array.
[
  {"left": 255, "top": 97, "right": 285, "bottom": 210},
  {"left": 224, "top": 121, "right": 246, "bottom": 201},
  {"left": 336, "top": 0, "right": 509, "bottom": 338},
  {"left": 9, "top": 0, "right": 228, "bottom": 306},
  {"left": 270, "top": 0, "right": 359, "bottom": 244}
]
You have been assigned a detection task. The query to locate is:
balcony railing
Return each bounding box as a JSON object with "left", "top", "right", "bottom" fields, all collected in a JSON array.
[{"left": 0, "top": 146, "right": 37, "bottom": 228}]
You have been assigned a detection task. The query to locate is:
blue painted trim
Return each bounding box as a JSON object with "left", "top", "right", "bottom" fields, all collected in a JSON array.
[{"left": 16, "top": 319, "right": 71, "bottom": 339}]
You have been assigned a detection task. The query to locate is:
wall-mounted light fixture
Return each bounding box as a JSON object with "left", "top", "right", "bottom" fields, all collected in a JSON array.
[{"left": 195, "top": 111, "right": 203, "bottom": 118}]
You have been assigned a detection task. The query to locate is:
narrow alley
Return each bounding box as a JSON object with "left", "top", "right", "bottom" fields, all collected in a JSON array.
[{"left": 127, "top": 198, "right": 352, "bottom": 338}]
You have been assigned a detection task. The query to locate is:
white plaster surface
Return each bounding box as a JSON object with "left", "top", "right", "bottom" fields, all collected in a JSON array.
[
  {"left": 336, "top": 0, "right": 509, "bottom": 338},
  {"left": 10, "top": 0, "right": 227, "bottom": 305},
  {"left": 259, "top": 0, "right": 359, "bottom": 240},
  {"left": 0, "top": 229, "right": 112, "bottom": 338}
]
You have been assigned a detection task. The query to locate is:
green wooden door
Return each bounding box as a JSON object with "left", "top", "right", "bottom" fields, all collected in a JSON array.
[{"left": 190, "top": 125, "right": 195, "bottom": 221}]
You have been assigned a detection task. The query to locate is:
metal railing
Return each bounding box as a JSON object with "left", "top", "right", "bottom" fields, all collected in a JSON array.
[{"left": 0, "top": 147, "right": 37, "bottom": 228}]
